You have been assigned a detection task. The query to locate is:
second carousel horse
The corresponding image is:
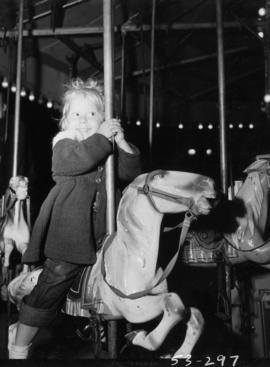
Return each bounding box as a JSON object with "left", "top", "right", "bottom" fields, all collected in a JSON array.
[{"left": 0, "top": 176, "right": 30, "bottom": 281}]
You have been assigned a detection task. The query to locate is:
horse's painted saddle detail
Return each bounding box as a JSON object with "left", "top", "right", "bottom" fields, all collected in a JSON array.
[{"left": 181, "top": 229, "right": 238, "bottom": 264}]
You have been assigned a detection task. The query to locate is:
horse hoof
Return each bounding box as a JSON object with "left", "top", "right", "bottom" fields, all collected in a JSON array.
[{"left": 124, "top": 330, "right": 144, "bottom": 344}]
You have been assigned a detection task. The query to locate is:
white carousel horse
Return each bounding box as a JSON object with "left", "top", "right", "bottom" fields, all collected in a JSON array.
[
  {"left": 180, "top": 156, "right": 270, "bottom": 266},
  {"left": 0, "top": 176, "right": 30, "bottom": 281},
  {"left": 8, "top": 170, "right": 216, "bottom": 359},
  {"left": 178, "top": 157, "right": 270, "bottom": 338}
]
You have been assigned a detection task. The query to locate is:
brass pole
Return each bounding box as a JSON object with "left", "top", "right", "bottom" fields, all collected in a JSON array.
[
  {"left": 216, "top": 0, "right": 228, "bottom": 193},
  {"left": 12, "top": 0, "right": 24, "bottom": 177},
  {"left": 216, "top": 0, "right": 231, "bottom": 328},
  {"left": 120, "top": 30, "right": 126, "bottom": 119},
  {"left": 149, "top": 0, "right": 156, "bottom": 153},
  {"left": 103, "top": 0, "right": 115, "bottom": 235},
  {"left": 103, "top": 0, "right": 117, "bottom": 358}
]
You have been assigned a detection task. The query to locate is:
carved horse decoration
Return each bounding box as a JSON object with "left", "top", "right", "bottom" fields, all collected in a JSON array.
[
  {"left": 9, "top": 170, "right": 216, "bottom": 359},
  {"left": 181, "top": 156, "right": 270, "bottom": 267},
  {"left": 0, "top": 176, "right": 30, "bottom": 281}
]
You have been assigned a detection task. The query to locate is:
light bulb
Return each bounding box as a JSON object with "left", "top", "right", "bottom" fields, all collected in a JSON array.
[
  {"left": 264, "top": 94, "right": 270, "bottom": 103},
  {"left": 1, "top": 77, "right": 8, "bottom": 88},
  {"left": 46, "top": 100, "right": 53, "bottom": 108},
  {"left": 29, "top": 91, "right": 35, "bottom": 101},
  {"left": 187, "top": 148, "right": 196, "bottom": 156},
  {"left": 20, "top": 88, "right": 26, "bottom": 97},
  {"left": 258, "top": 8, "right": 266, "bottom": 17}
]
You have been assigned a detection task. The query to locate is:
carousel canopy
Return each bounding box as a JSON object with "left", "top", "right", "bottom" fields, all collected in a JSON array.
[
  {"left": 0, "top": 0, "right": 268, "bottom": 187},
  {"left": 0, "top": 0, "right": 265, "bottom": 109}
]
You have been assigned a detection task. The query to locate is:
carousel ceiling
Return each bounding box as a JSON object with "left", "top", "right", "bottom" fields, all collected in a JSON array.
[
  {"left": 0, "top": 0, "right": 268, "bottom": 181},
  {"left": 0, "top": 0, "right": 266, "bottom": 107}
]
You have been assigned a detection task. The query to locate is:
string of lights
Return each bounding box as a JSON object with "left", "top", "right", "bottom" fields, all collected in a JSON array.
[{"left": 1, "top": 76, "right": 55, "bottom": 109}]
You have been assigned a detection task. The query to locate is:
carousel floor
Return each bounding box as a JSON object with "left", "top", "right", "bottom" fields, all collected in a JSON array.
[{"left": 0, "top": 300, "right": 270, "bottom": 367}]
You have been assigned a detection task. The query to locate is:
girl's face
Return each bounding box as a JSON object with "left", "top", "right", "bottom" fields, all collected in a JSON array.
[{"left": 65, "top": 94, "right": 103, "bottom": 139}]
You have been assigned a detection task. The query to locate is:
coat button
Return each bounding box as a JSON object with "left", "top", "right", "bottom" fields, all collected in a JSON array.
[
  {"left": 98, "top": 166, "right": 103, "bottom": 171},
  {"left": 96, "top": 178, "right": 101, "bottom": 183}
]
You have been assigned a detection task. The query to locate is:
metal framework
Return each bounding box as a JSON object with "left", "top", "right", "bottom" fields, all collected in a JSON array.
[{"left": 0, "top": 21, "right": 243, "bottom": 38}]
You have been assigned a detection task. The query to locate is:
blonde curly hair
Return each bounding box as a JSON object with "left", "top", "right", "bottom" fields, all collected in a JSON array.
[{"left": 59, "top": 78, "right": 105, "bottom": 131}]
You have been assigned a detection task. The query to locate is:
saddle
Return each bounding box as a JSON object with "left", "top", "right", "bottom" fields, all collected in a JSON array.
[{"left": 64, "top": 254, "right": 112, "bottom": 317}]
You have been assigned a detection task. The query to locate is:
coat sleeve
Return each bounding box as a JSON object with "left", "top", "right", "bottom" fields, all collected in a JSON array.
[
  {"left": 52, "top": 133, "right": 112, "bottom": 176},
  {"left": 116, "top": 143, "right": 142, "bottom": 182}
]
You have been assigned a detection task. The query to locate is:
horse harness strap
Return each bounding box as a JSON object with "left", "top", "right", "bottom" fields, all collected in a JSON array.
[{"left": 100, "top": 211, "right": 195, "bottom": 300}]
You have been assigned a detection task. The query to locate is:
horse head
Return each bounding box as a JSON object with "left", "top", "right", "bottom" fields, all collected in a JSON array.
[
  {"left": 181, "top": 156, "right": 270, "bottom": 266},
  {"left": 130, "top": 170, "right": 217, "bottom": 217},
  {"left": 9, "top": 176, "right": 29, "bottom": 201}
]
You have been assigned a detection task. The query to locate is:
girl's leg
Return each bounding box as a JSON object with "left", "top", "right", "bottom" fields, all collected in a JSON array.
[
  {"left": 9, "top": 259, "right": 84, "bottom": 359},
  {"left": 15, "top": 322, "right": 39, "bottom": 346},
  {"left": 9, "top": 322, "right": 38, "bottom": 359}
]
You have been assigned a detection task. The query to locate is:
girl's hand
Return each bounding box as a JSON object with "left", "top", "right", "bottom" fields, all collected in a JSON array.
[
  {"left": 114, "top": 125, "right": 125, "bottom": 144},
  {"left": 114, "top": 121, "right": 135, "bottom": 154},
  {"left": 97, "top": 118, "right": 121, "bottom": 139}
]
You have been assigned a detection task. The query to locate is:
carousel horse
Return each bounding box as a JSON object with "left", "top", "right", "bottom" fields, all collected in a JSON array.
[
  {"left": 0, "top": 176, "right": 30, "bottom": 283},
  {"left": 177, "top": 156, "right": 270, "bottom": 337},
  {"left": 181, "top": 156, "right": 270, "bottom": 267},
  {"left": 8, "top": 170, "right": 216, "bottom": 359}
]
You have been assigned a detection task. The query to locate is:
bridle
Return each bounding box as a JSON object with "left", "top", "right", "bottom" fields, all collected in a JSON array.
[{"left": 131, "top": 169, "right": 197, "bottom": 213}]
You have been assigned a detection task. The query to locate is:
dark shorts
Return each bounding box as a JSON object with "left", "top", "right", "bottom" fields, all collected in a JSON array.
[{"left": 19, "top": 258, "right": 85, "bottom": 327}]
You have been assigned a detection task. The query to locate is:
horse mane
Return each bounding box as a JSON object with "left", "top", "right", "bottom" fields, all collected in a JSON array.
[{"left": 190, "top": 192, "right": 245, "bottom": 235}]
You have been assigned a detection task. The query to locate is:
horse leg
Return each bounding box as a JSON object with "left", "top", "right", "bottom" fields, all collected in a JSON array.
[
  {"left": 122, "top": 292, "right": 186, "bottom": 352},
  {"left": 172, "top": 307, "right": 204, "bottom": 359},
  {"left": 2, "top": 239, "right": 14, "bottom": 282},
  {"left": 3, "top": 239, "right": 14, "bottom": 268},
  {"left": 17, "top": 242, "right": 28, "bottom": 257},
  {"left": 17, "top": 242, "right": 29, "bottom": 273}
]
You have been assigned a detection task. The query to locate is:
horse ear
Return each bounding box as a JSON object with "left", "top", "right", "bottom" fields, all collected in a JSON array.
[{"left": 244, "top": 159, "right": 268, "bottom": 173}]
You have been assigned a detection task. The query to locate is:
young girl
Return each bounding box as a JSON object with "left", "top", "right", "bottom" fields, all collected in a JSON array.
[{"left": 8, "top": 78, "right": 141, "bottom": 359}]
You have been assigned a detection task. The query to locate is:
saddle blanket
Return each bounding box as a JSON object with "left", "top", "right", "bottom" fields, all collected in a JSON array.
[{"left": 63, "top": 255, "right": 112, "bottom": 317}]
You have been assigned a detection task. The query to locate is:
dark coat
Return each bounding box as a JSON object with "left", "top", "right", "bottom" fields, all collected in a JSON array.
[{"left": 23, "top": 133, "right": 141, "bottom": 265}]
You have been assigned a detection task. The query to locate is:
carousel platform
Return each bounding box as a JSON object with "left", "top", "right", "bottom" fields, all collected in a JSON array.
[{"left": 0, "top": 291, "right": 269, "bottom": 367}]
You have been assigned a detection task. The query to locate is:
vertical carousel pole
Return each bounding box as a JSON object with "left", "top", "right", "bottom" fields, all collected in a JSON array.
[
  {"left": 149, "top": 0, "right": 156, "bottom": 157},
  {"left": 103, "top": 0, "right": 115, "bottom": 237},
  {"left": 12, "top": 0, "right": 24, "bottom": 177},
  {"left": 103, "top": 0, "right": 117, "bottom": 358},
  {"left": 120, "top": 30, "right": 126, "bottom": 119},
  {"left": 216, "top": 0, "right": 228, "bottom": 193},
  {"left": 216, "top": 0, "right": 231, "bottom": 325}
]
